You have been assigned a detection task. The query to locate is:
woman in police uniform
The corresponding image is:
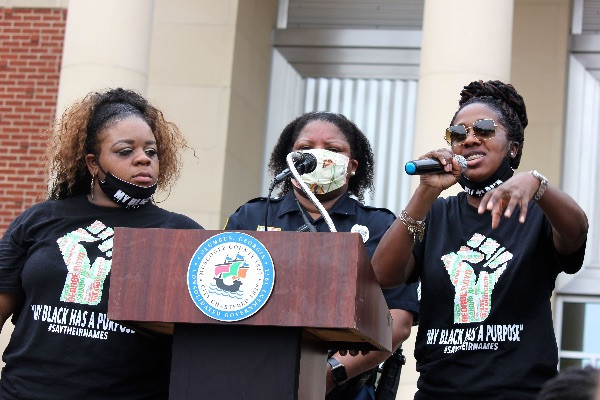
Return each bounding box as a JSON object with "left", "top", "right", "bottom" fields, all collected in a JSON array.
[{"left": 225, "top": 111, "right": 418, "bottom": 399}]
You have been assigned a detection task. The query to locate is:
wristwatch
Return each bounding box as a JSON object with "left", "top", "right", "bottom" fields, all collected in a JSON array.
[
  {"left": 530, "top": 170, "right": 548, "bottom": 201},
  {"left": 327, "top": 357, "right": 348, "bottom": 386}
]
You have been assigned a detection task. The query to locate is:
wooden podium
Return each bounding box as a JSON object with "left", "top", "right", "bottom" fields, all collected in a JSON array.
[{"left": 108, "top": 228, "right": 392, "bottom": 400}]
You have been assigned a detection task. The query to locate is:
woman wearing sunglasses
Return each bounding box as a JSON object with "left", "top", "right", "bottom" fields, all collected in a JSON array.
[{"left": 372, "top": 80, "right": 588, "bottom": 400}]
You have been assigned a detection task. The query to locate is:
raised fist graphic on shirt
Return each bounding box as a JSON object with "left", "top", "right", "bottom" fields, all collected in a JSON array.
[
  {"left": 441, "top": 233, "right": 513, "bottom": 323},
  {"left": 57, "top": 220, "right": 114, "bottom": 305}
]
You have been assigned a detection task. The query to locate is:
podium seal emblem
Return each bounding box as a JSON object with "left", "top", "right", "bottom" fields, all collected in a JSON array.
[{"left": 187, "top": 232, "right": 275, "bottom": 322}]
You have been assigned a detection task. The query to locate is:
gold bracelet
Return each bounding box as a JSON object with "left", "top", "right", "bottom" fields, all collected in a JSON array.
[{"left": 400, "top": 210, "right": 425, "bottom": 242}]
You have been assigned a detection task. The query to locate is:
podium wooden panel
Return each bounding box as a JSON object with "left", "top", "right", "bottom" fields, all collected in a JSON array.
[{"left": 108, "top": 228, "right": 392, "bottom": 399}]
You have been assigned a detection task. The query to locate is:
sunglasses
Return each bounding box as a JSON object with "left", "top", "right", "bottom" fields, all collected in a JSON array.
[{"left": 445, "top": 119, "right": 497, "bottom": 147}]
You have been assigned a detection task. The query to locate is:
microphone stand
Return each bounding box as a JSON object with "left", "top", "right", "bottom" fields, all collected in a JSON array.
[
  {"left": 265, "top": 152, "right": 337, "bottom": 233},
  {"left": 285, "top": 152, "right": 337, "bottom": 232}
]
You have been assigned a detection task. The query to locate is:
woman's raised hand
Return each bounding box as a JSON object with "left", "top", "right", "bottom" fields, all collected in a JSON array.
[{"left": 478, "top": 171, "right": 539, "bottom": 229}]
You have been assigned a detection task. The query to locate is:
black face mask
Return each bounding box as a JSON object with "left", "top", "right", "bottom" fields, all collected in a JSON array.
[
  {"left": 459, "top": 156, "right": 514, "bottom": 197},
  {"left": 96, "top": 162, "right": 157, "bottom": 208}
]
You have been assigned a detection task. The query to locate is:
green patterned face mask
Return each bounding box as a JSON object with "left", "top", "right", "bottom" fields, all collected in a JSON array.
[{"left": 297, "top": 148, "right": 349, "bottom": 194}]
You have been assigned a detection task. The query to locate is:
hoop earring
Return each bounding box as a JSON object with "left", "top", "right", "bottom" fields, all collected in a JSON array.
[{"left": 90, "top": 175, "right": 95, "bottom": 200}]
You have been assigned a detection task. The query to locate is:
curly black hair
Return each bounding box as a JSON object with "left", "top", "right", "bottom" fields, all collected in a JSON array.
[
  {"left": 451, "top": 80, "right": 528, "bottom": 169},
  {"left": 268, "top": 111, "right": 374, "bottom": 201}
]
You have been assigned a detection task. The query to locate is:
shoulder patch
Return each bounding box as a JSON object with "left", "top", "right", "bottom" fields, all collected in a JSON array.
[
  {"left": 359, "top": 203, "right": 396, "bottom": 216},
  {"left": 246, "top": 196, "right": 284, "bottom": 204}
]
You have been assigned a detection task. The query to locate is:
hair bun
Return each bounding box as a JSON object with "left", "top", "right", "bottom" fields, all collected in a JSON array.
[{"left": 459, "top": 80, "right": 528, "bottom": 130}]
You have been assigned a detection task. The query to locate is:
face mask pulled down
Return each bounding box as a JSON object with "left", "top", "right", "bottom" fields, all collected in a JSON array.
[
  {"left": 96, "top": 161, "right": 157, "bottom": 208},
  {"left": 293, "top": 148, "right": 350, "bottom": 195},
  {"left": 459, "top": 156, "right": 514, "bottom": 197}
]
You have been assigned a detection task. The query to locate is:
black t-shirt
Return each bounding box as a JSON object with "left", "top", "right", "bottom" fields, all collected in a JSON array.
[
  {"left": 226, "top": 192, "right": 419, "bottom": 399},
  {"left": 0, "top": 195, "right": 202, "bottom": 400},
  {"left": 410, "top": 192, "right": 586, "bottom": 400}
]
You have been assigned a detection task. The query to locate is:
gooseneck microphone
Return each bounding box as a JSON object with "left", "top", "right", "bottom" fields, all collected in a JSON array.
[
  {"left": 270, "top": 152, "right": 318, "bottom": 187},
  {"left": 265, "top": 151, "right": 337, "bottom": 232},
  {"left": 405, "top": 155, "right": 467, "bottom": 175},
  {"left": 265, "top": 152, "right": 320, "bottom": 231}
]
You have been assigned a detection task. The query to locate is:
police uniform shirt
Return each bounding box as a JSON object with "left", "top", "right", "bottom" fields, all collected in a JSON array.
[{"left": 225, "top": 191, "right": 419, "bottom": 314}]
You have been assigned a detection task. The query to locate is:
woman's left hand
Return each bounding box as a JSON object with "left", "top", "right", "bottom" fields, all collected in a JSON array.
[{"left": 478, "top": 171, "right": 539, "bottom": 229}]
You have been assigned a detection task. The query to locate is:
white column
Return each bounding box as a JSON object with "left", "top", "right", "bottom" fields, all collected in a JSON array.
[
  {"left": 413, "top": 0, "right": 514, "bottom": 192},
  {"left": 56, "top": 0, "right": 154, "bottom": 113}
]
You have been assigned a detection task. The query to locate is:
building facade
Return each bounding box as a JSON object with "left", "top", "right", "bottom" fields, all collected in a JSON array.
[{"left": 0, "top": 0, "right": 598, "bottom": 397}]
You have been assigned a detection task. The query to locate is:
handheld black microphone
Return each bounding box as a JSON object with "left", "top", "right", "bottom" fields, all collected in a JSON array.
[
  {"left": 405, "top": 155, "right": 467, "bottom": 175},
  {"left": 270, "top": 152, "right": 318, "bottom": 187}
]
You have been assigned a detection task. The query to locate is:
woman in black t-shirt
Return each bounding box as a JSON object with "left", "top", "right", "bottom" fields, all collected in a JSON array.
[
  {"left": 373, "top": 80, "right": 588, "bottom": 400},
  {"left": 0, "top": 88, "right": 201, "bottom": 399}
]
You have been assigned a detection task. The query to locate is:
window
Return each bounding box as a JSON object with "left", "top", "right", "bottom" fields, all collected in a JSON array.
[{"left": 555, "top": 296, "right": 600, "bottom": 369}]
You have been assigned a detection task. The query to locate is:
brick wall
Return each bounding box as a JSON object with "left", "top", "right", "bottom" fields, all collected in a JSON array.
[{"left": 0, "top": 7, "right": 66, "bottom": 235}]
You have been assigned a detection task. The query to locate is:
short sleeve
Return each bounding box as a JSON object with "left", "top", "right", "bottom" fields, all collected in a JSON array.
[
  {"left": 224, "top": 208, "right": 245, "bottom": 230},
  {"left": 542, "top": 215, "right": 587, "bottom": 275},
  {"left": 0, "top": 216, "right": 29, "bottom": 292},
  {"left": 224, "top": 202, "right": 260, "bottom": 230},
  {"left": 382, "top": 282, "right": 419, "bottom": 319}
]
